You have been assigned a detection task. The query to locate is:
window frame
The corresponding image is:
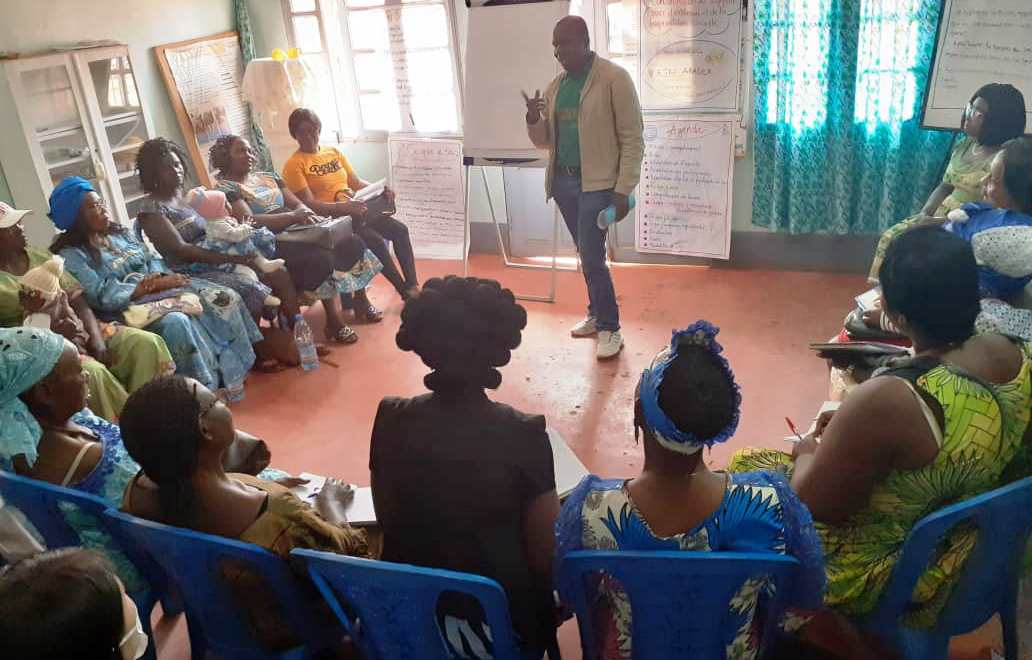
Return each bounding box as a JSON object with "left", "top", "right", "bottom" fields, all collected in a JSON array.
[{"left": 283, "top": 0, "right": 465, "bottom": 142}]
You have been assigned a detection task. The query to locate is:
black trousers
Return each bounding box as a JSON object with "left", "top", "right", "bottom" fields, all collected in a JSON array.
[{"left": 355, "top": 215, "right": 418, "bottom": 294}]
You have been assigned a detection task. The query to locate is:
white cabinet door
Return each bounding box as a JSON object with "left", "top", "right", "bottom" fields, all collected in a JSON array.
[
  {"left": 7, "top": 53, "right": 122, "bottom": 224},
  {"left": 72, "top": 46, "right": 154, "bottom": 224}
]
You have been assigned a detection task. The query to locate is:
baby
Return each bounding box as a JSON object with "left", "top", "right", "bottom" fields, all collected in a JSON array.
[
  {"left": 19, "top": 255, "right": 90, "bottom": 349},
  {"left": 187, "top": 188, "right": 284, "bottom": 307}
]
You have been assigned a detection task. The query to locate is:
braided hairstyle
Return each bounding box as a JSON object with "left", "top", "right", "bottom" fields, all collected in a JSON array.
[
  {"left": 968, "top": 83, "right": 1027, "bottom": 147},
  {"left": 396, "top": 276, "right": 527, "bottom": 391},
  {"left": 208, "top": 134, "right": 242, "bottom": 175},
  {"left": 1001, "top": 136, "right": 1032, "bottom": 213},
  {"left": 657, "top": 344, "right": 736, "bottom": 441},
  {"left": 0, "top": 549, "right": 124, "bottom": 660},
  {"left": 135, "top": 137, "right": 191, "bottom": 194},
  {"left": 119, "top": 375, "right": 204, "bottom": 525}
]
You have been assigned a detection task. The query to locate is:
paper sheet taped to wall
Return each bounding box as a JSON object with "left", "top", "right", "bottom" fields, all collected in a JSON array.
[
  {"left": 388, "top": 137, "right": 467, "bottom": 260},
  {"left": 635, "top": 117, "right": 735, "bottom": 259}
]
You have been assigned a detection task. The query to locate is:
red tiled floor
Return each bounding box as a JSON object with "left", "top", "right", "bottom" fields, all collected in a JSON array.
[{"left": 153, "top": 255, "right": 1009, "bottom": 658}]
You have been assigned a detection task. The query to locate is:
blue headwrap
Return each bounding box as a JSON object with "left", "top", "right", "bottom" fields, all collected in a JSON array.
[
  {"left": 0, "top": 327, "right": 66, "bottom": 470},
  {"left": 47, "top": 176, "right": 95, "bottom": 230},
  {"left": 638, "top": 321, "right": 742, "bottom": 455}
]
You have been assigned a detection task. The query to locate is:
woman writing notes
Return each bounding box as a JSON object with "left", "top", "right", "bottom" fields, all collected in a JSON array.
[
  {"left": 733, "top": 228, "right": 1032, "bottom": 627},
  {"left": 868, "top": 83, "right": 1026, "bottom": 282},
  {"left": 282, "top": 108, "right": 420, "bottom": 309}
]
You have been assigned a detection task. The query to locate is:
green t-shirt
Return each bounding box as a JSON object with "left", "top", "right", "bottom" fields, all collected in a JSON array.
[
  {"left": 555, "top": 68, "right": 588, "bottom": 169},
  {"left": 0, "top": 247, "right": 79, "bottom": 327}
]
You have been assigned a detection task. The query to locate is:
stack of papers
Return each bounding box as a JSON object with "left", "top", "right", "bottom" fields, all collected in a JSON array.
[{"left": 352, "top": 178, "right": 386, "bottom": 203}]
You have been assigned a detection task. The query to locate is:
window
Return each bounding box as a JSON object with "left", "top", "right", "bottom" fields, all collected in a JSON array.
[
  {"left": 854, "top": 0, "right": 925, "bottom": 130},
  {"left": 284, "top": 0, "right": 344, "bottom": 140},
  {"left": 106, "top": 57, "right": 139, "bottom": 109},
  {"left": 758, "top": 0, "right": 930, "bottom": 132},
  {"left": 284, "top": 0, "right": 462, "bottom": 137}
]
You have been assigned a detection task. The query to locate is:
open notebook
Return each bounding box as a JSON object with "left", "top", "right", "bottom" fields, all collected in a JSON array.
[{"left": 290, "top": 427, "right": 590, "bottom": 524}]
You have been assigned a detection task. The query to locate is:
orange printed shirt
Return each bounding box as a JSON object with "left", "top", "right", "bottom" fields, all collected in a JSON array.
[{"left": 281, "top": 146, "right": 362, "bottom": 203}]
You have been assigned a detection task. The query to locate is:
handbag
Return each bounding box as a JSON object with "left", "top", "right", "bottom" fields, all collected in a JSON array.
[
  {"left": 123, "top": 291, "right": 203, "bottom": 328},
  {"left": 276, "top": 216, "right": 354, "bottom": 249}
]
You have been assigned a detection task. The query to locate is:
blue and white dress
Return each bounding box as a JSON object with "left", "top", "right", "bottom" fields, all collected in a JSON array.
[{"left": 556, "top": 471, "right": 826, "bottom": 660}]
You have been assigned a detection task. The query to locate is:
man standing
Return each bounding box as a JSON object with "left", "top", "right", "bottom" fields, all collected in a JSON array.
[{"left": 525, "top": 15, "right": 644, "bottom": 359}]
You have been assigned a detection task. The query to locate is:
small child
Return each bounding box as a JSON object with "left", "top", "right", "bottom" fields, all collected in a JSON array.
[
  {"left": 18, "top": 255, "right": 90, "bottom": 348},
  {"left": 187, "top": 188, "right": 284, "bottom": 308}
]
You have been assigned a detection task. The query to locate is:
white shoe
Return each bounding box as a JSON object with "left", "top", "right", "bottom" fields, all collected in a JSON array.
[
  {"left": 263, "top": 294, "right": 282, "bottom": 307},
  {"left": 570, "top": 316, "right": 598, "bottom": 337},
  {"left": 254, "top": 256, "right": 286, "bottom": 273},
  {"left": 596, "top": 330, "right": 623, "bottom": 359}
]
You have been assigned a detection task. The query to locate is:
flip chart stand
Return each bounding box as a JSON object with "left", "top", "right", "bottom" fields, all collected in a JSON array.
[{"left": 463, "top": 156, "right": 578, "bottom": 304}]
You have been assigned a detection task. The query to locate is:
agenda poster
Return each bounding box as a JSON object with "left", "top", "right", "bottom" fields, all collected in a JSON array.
[{"left": 639, "top": 0, "right": 743, "bottom": 112}]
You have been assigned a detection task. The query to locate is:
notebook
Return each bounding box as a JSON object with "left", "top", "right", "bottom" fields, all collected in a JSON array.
[{"left": 291, "top": 475, "right": 377, "bottom": 526}]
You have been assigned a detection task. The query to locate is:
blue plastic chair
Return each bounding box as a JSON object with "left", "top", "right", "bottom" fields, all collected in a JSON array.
[
  {"left": 0, "top": 471, "right": 165, "bottom": 660},
  {"left": 105, "top": 509, "right": 338, "bottom": 660},
  {"left": 557, "top": 551, "right": 800, "bottom": 659},
  {"left": 855, "top": 475, "right": 1032, "bottom": 660},
  {"left": 292, "top": 549, "right": 552, "bottom": 660}
]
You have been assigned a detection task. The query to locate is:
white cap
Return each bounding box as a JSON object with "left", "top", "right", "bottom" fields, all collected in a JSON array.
[{"left": 0, "top": 202, "right": 31, "bottom": 229}]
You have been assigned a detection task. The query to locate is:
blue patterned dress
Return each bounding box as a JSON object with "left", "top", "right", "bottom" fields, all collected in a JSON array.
[
  {"left": 60, "top": 231, "right": 261, "bottom": 392},
  {"left": 556, "top": 472, "right": 825, "bottom": 659}
]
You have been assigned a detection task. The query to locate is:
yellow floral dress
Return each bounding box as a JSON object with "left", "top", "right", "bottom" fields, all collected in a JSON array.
[
  {"left": 868, "top": 138, "right": 996, "bottom": 282},
  {"left": 729, "top": 340, "right": 1032, "bottom": 626}
]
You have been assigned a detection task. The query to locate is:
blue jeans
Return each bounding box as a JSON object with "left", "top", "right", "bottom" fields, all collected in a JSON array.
[{"left": 552, "top": 173, "right": 620, "bottom": 332}]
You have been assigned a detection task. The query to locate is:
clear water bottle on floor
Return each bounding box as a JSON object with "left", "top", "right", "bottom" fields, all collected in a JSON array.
[
  {"left": 597, "top": 192, "right": 637, "bottom": 229},
  {"left": 294, "top": 314, "right": 319, "bottom": 372}
]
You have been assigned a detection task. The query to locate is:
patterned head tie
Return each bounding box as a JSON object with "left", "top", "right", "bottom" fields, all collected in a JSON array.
[{"left": 637, "top": 320, "right": 742, "bottom": 456}]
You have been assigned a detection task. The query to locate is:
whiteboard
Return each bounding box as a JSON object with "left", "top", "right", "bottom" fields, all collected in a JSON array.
[
  {"left": 462, "top": 2, "right": 570, "bottom": 159},
  {"left": 922, "top": 0, "right": 1032, "bottom": 130}
]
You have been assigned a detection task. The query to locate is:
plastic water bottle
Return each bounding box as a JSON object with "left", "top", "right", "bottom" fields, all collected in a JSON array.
[
  {"left": 294, "top": 314, "right": 319, "bottom": 372},
  {"left": 597, "top": 192, "right": 636, "bottom": 229}
]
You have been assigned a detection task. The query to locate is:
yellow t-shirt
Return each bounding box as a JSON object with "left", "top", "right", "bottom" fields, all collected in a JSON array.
[{"left": 281, "top": 146, "right": 362, "bottom": 203}]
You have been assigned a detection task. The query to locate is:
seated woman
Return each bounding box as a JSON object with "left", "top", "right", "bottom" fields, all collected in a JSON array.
[
  {"left": 867, "top": 83, "right": 1026, "bottom": 282},
  {"left": 732, "top": 227, "right": 1032, "bottom": 628},
  {"left": 283, "top": 108, "right": 419, "bottom": 309},
  {"left": 50, "top": 177, "right": 262, "bottom": 398},
  {"left": 0, "top": 548, "right": 149, "bottom": 660},
  {"left": 557, "top": 321, "right": 825, "bottom": 660},
  {"left": 0, "top": 207, "right": 172, "bottom": 420},
  {"left": 210, "top": 134, "right": 383, "bottom": 344},
  {"left": 133, "top": 138, "right": 298, "bottom": 321},
  {"left": 370, "top": 276, "right": 558, "bottom": 656},
  {"left": 120, "top": 374, "right": 368, "bottom": 651},
  {"left": 864, "top": 136, "right": 1032, "bottom": 341}
]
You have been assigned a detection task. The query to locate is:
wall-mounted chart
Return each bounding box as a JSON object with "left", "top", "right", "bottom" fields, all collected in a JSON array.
[{"left": 639, "top": 0, "right": 742, "bottom": 112}]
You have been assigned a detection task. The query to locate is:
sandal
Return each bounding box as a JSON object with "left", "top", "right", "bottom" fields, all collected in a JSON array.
[
  {"left": 254, "top": 357, "right": 288, "bottom": 374},
  {"left": 326, "top": 325, "right": 359, "bottom": 344},
  {"left": 315, "top": 343, "right": 331, "bottom": 358},
  {"left": 354, "top": 302, "right": 383, "bottom": 324}
]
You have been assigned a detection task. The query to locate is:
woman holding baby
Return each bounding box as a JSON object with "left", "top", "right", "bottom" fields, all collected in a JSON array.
[{"left": 48, "top": 176, "right": 262, "bottom": 400}]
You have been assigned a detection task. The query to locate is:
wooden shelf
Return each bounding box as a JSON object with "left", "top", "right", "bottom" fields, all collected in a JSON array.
[
  {"left": 36, "top": 123, "right": 85, "bottom": 141},
  {"left": 46, "top": 154, "right": 90, "bottom": 170}
]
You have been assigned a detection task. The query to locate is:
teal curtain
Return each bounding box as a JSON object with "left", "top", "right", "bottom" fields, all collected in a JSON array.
[
  {"left": 752, "top": 0, "right": 956, "bottom": 234},
  {"left": 234, "top": 0, "right": 274, "bottom": 172}
]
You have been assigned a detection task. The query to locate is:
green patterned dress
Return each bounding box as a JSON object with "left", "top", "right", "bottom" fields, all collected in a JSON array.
[
  {"left": 868, "top": 138, "right": 996, "bottom": 282},
  {"left": 729, "top": 340, "right": 1032, "bottom": 626}
]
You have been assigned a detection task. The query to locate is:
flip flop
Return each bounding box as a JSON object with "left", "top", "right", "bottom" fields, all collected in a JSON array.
[
  {"left": 355, "top": 302, "right": 383, "bottom": 323},
  {"left": 315, "top": 343, "right": 331, "bottom": 358},
  {"left": 254, "top": 357, "right": 288, "bottom": 374},
  {"left": 326, "top": 325, "right": 359, "bottom": 344}
]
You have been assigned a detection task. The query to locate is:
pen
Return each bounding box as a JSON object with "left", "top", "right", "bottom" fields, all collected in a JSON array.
[{"left": 784, "top": 417, "right": 805, "bottom": 443}]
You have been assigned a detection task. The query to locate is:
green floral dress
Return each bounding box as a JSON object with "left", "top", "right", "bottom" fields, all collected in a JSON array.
[
  {"left": 868, "top": 138, "right": 996, "bottom": 282},
  {"left": 729, "top": 340, "right": 1032, "bottom": 626}
]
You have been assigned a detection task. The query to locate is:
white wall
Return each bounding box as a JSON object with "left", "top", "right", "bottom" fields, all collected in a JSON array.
[{"left": 0, "top": 0, "right": 235, "bottom": 245}]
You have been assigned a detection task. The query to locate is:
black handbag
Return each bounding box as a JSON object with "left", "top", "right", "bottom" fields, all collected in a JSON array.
[{"left": 276, "top": 216, "right": 354, "bottom": 249}]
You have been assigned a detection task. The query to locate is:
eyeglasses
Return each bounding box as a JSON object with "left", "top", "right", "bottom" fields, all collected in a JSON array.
[{"left": 965, "top": 103, "right": 986, "bottom": 119}]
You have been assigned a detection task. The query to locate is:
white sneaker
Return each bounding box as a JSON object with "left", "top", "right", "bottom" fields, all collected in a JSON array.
[
  {"left": 596, "top": 330, "right": 624, "bottom": 359},
  {"left": 570, "top": 316, "right": 598, "bottom": 337}
]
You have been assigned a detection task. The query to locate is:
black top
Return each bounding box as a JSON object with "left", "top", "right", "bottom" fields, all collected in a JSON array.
[{"left": 369, "top": 389, "right": 556, "bottom": 651}]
